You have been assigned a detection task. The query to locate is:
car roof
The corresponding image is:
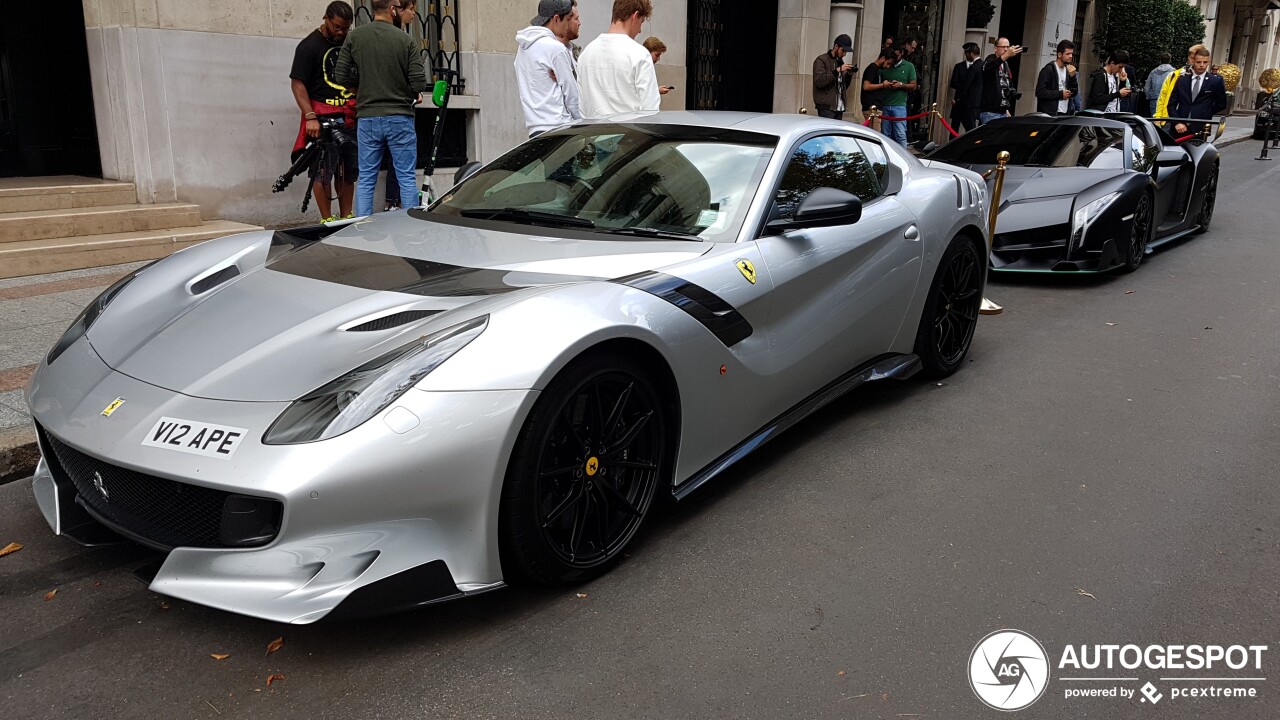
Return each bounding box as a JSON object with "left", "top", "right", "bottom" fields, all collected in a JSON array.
[
  {"left": 995, "top": 114, "right": 1131, "bottom": 130},
  {"left": 574, "top": 110, "right": 881, "bottom": 141}
]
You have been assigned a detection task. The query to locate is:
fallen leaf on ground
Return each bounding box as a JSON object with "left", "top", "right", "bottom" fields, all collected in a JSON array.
[
  {"left": 266, "top": 674, "right": 286, "bottom": 687},
  {"left": 209, "top": 653, "right": 230, "bottom": 661},
  {"left": 44, "top": 589, "right": 57, "bottom": 601},
  {"left": 881, "top": 692, "right": 891, "bottom": 702},
  {"left": 0, "top": 542, "right": 22, "bottom": 558},
  {"left": 575, "top": 593, "right": 588, "bottom": 599},
  {"left": 1124, "top": 290, "right": 1135, "bottom": 294},
  {"left": 266, "top": 637, "right": 284, "bottom": 654},
  {"left": 838, "top": 670, "right": 847, "bottom": 677},
  {"left": 157, "top": 600, "right": 170, "bottom": 610},
  {"left": 1076, "top": 587, "right": 1098, "bottom": 601},
  {"left": 1105, "top": 322, "right": 1117, "bottom": 326}
]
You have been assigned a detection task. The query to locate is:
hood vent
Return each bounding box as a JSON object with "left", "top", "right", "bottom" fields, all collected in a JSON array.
[
  {"left": 345, "top": 309, "right": 442, "bottom": 332},
  {"left": 189, "top": 265, "right": 241, "bottom": 295}
]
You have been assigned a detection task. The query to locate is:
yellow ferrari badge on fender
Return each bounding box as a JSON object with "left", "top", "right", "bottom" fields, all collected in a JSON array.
[
  {"left": 736, "top": 259, "right": 757, "bottom": 284},
  {"left": 101, "top": 398, "right": 126, "bottom": 417}
]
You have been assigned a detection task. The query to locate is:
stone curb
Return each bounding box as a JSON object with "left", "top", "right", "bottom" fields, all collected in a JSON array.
[{"left": 0, "top": 426, "right": 37, "bottom": 487}]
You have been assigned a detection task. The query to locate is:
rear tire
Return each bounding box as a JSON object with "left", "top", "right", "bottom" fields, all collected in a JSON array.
[
  {"left": 1120, "top": 193, "right": 1152, "bottom": 273},
  {"left": 499, "top": 353, "right": 667, "bottom": 586},
  {"left": 913, "top": 235, "right": 984, "bottom": 379}
]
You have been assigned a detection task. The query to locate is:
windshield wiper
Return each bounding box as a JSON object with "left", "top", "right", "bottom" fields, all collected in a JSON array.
[
  {"left": 459, "top": 207, "right": 595, "bottom": 229},
  {"left": 601, "top": 226, "right": 703, "bottom": 242}
]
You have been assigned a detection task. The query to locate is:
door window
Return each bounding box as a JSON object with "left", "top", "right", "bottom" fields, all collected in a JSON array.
[{"left": 772, "top": 135, "right": 882, "bottom": 221}]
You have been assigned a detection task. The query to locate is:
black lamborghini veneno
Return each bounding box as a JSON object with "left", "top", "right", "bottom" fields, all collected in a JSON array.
[{"left": 926, "top": 114, "right": 1218, "bottom": 273}]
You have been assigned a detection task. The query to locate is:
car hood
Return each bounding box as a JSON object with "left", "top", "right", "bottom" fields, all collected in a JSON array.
[{"left": 88, "top": 213, "right": 709, "bottom": 402}]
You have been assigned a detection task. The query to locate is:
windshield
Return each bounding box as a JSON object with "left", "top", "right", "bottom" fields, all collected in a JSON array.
[
  {"left": 428, "top": 124, "right": 777, "bottom": 242},
  {"left": 928, "top": 123, "right": 1128, "bottom": 169}
]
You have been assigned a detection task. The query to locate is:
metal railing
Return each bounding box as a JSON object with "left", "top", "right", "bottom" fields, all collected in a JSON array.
[{"left": 354, "top": 1, "right": 465, "bottom": 94}]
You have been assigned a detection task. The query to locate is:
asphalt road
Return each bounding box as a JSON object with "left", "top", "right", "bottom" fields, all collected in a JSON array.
[{"left": 2, "top": 142, "right": 1278, "bottom": 720}]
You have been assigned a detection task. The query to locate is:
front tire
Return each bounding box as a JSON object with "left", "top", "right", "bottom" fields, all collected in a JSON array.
[
  {"left": 913, "top": 235, "right": 984, "bottom": 379},
  {"left": 1195, "top": 162, "right": 1218, "bottom": 234},
  {"left": 1120, "top": 192, "right": 1152, "bottom": 273},
  {"left": 499, "top": 353, "right": 667, "bottom": 585}
]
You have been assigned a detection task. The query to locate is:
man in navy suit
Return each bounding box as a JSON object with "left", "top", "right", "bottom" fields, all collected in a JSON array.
[{"left": 1167, "top": 44, "right": 1227, "bottom": 136}]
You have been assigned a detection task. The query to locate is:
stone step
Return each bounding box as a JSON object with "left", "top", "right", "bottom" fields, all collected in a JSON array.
[
  {"left": 0, "top": 203, "right": 204, "bottom": 243},
  {"left": 0, "top": 221, "right": 262, "bottom": 279},
  {"left": 0, "top": 176, "right": 138, "bottom": 214}
]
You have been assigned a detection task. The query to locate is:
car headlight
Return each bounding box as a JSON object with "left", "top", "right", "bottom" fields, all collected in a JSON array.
[
  {"left": 263, "top": 315, "right": 488, "bottom": 445},
  {"left": 1070, "top": 192, "right": 1121, "bottom": 251},
  {"left": 46, "top": 266, "right": 147, "bottom": 365}
]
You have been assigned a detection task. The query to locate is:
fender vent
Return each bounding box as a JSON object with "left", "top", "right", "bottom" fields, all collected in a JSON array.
[
  {"left": 346, "top": 310, "right": 441, "bottom": 332},
  {"left": 189, "top": 265, "right": 240, "bottom": 295}
]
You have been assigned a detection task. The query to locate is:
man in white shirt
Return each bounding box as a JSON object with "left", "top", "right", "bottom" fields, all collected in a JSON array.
[
  {"left": 514, "top": 0, "right": 582, "bottom": 138},
  {"left": 577, "top": 0, "right": 660, "bottom": 118}
]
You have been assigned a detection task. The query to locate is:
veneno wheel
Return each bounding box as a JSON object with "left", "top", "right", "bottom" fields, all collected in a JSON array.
[
  {"left": 914, "top": 236, "right": 984, "bottom": 379},
  {"left": 1121, "top": 193, "right": 1152, "bottom": 273},
  {"left": 1195, "top": 162, "right": 1218, "bottom": 234},
  {"left": 500, "top": 353, "right": 666, "bottom": 585}
]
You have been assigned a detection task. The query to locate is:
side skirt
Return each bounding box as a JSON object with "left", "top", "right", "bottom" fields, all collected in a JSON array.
[
  {"left": 1146, "top": 225, "right": 1201, "bottom": 252},
  {"left": 672, "top": 353, "right": 921, "bottom": 501}
]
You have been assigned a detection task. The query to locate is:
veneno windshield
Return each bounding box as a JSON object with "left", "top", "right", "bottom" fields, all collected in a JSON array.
[
  {"left": 928, "top": 122, "right": 1128, "bottom": 169},
  {"left": 429, "top": 124, "right": 777, "bottom": 242}
]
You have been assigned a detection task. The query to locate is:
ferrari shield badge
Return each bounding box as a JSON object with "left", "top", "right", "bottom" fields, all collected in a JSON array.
[
  {"left": 101, "top": 398, "right": 126, "bottom": 417},
  {"left": 735, "top": 259, "right": 757, "bottom": 284}
]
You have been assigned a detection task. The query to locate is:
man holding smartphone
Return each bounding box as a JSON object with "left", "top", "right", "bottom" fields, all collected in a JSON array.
[
  {"left": 813, "top": 34, "right": 856, "bottom": 120},
  {"left": 879, "top": 44, "right": 917, "bottom": 146}
]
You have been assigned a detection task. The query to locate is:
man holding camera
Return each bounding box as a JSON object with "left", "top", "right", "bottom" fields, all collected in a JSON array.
[
  {"left": 979, "top": 38, "right": 1022, "bottom": 124},
  {"left": 289, "top": 1, "right": 357, "bottom": 221},
  {"left": 812, "top": 34, "right": 856, "bottom": 121}
]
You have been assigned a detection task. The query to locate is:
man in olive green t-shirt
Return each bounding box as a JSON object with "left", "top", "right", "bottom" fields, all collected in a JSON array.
[
  {"left": 335, "top": 0, "right": 428, "bottom": 216},
  {"left": 878, "top": 54, "right": 917, "bottom": 147}
]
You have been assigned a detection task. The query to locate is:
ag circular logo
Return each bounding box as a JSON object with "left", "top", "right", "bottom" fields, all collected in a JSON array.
[{"left": 969, "top": 629, "right": 1050, "bottom": 711}]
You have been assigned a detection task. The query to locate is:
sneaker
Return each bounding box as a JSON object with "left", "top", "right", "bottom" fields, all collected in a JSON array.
[
  {"left": 321, "top": 216, "right": 338, "bottom": 223},
  {"left": 383, "top": 202, "right": 400, "bottom": 212}
]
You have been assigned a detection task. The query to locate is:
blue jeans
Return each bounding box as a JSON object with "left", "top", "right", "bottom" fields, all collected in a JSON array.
[
  {"left": 356, "top": 115, "right": 418, "bottom": 217},
  {"left": 979, "top": 111, "right": 1009, "bottom": 125},
  {"left": 881, "top": 105, "right": 908, "bottom": 146}
]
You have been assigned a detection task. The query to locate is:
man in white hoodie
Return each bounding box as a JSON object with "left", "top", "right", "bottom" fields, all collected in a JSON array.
[
  {"left": 577, "top": 0, "right": 659, "bottom": 118},
  {"left": 515, "top": 0, "right": 582, "bottom": 138}
]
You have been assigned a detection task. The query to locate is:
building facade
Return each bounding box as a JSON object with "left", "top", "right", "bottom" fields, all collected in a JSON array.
[{"left": 2, "top": 1, "right": 1276, "bottom": 228}]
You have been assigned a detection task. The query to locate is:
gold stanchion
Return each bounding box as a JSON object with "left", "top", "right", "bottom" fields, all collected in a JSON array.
[
  {"left": 868, "top": 105, "right": 881, "bottom": 133},
  {"left": 980, "top": 150, "right": 1010, "bottom": 316}
]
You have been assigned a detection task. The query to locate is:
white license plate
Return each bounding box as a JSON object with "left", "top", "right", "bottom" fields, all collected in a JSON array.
[{"left": 142, "top": 416, "right": 249, "bottom": 459}]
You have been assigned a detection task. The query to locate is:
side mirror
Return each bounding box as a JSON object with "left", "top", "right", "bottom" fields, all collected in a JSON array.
[
  {"left": 913, "top": 140, "right": 938, "bottom": 154},
  {"left": 453, "top": 161, "right": 482, "bottom": 185},
  {"left": 1155, "top": 149, "right": 1185, "bottom": 167},
  {"left": 766, "top": 187, "right": 862, "bottom": 233}
]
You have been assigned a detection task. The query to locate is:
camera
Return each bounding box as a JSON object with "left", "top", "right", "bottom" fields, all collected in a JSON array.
[
  {"left": 272, "top": 114, "right": 357, "bottom": 212},
  {"left": 1004, "top": 88, "right": 1023, "bottom": 103}
]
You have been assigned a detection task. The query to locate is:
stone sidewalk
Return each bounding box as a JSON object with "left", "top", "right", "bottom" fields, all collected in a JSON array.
[
  {"left": 0, "top": 121, "right": 1263, "bottom": 482},
  {"left": 0, "top": 261, "right": 149, "bottom": 482}
]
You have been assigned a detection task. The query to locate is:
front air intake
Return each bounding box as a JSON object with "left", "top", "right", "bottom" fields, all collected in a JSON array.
[{"left": 345, "top": 310, "right": 441, "bottom": 332}]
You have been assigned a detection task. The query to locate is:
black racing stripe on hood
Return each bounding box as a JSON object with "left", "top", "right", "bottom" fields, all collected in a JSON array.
[
  {"left": 267, "top": 242, "right": 603, "bottom": 297},
  {"left": 613, "top": 271, "right": 752, "bottom": 348}
]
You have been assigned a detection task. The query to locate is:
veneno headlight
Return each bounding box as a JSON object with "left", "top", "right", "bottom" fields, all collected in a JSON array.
[
  {"left": 47, "top": 266, "right": 146, "bottom": 365},
  {"left": 264, "top": 315, "right": 488, "bottom": 445},
  {"left": 1070, "top": 192, "right": 1121, "bottom": 250}
]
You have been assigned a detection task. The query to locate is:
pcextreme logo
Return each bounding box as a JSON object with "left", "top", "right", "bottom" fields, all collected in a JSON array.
[{"left": 969, "top": 630, "right": 1268, "bottom": 711}]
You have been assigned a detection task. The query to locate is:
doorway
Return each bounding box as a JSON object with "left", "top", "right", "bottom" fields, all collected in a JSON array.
[
  {"left": 0, "top": 1, "right": 102, "bottom": 178},
  {"left": 687, "top": 0, "right": 779, "bottom": 112}
]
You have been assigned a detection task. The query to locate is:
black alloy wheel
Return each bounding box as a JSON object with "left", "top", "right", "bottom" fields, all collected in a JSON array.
[
  {"left": 1195, "top": 163, "right": 1218, "bottom": 234},
  {"left": 1121, "top": 193, "right": 1152, "bottom": 273},
  {"left": 500, "top": 353, "right": 666, "bottom": 585},
  {"left": 914, "top": 236, "right": 984, "bottom": 378}
]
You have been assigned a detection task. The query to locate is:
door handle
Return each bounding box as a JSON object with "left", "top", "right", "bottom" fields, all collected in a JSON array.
[{"left": 904, "top": 225, "right": 920, "bottom": 241}]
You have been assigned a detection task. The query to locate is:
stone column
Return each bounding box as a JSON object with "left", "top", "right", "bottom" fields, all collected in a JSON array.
[{"left": 774, "top": 0, "right": 833, "bottom": 114}]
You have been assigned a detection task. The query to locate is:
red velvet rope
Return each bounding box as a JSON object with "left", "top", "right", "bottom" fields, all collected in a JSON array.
[
  {"left": 1174, "top": 134, "right": 1196, "bottom": 143},
  {"left": 936, "top": 113, "right": 961, "bottom": 138},
  {"left": 863, "top": 116, "right": 873, "bottom": 126},
  {"left": 878, "top": 111, "right": 932, "bottom": 122}
]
